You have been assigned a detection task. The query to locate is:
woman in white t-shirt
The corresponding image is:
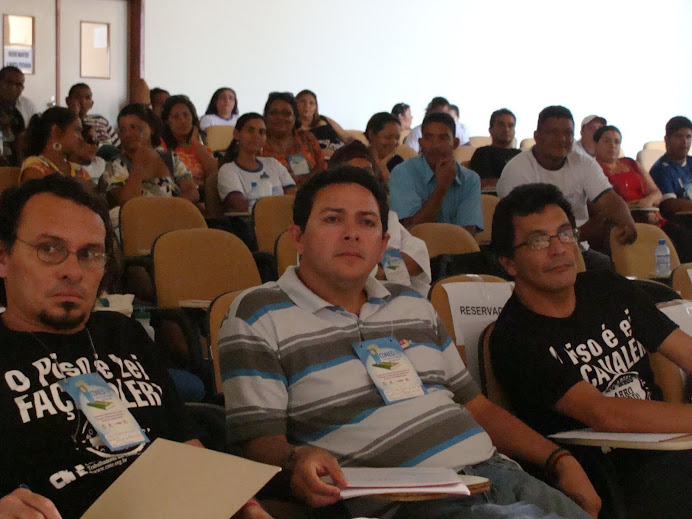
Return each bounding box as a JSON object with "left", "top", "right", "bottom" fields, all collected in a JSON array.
[
  {"left": 199, "top": 87, "right": 239, "bottom": 131},
  {"left": 217, "top": 112, "right": 297, "bottom": 212}
]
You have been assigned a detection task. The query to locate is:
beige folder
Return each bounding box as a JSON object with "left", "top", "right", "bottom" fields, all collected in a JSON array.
[{"left": 81, "top": 438, "right": 280, "bottom": 519}]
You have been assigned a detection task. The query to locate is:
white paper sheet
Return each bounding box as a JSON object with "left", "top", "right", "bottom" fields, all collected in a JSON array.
[{"left": 549, "top": 428, "right": 691, "bottom": 443}]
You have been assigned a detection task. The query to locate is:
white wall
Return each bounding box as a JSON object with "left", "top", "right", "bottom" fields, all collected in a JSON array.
[
  {"left": 0, "top": 0, "right": 56, "bottom": 112},
  {"left": 59, "top": 0, "right": 128, "bottom": 125},
  {"left": 0, "top": 0, "right": 127, "bottom": 125},
  {"left": 143, "top": 0, "right": 692, "bottom": 153}
]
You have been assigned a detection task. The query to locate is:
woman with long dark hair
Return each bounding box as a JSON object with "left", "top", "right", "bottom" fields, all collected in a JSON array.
[
  {"left": 20, "top": 107, "right": 92, "bottom": 186},
  {"left": 200, "top": 87, "right": 239, "bottom": 131},
  {"left": 217, "top": 113, "right": 296, "bottom": 212},
  {"left": 102, "top": 103, "right": 198, "bottom": 207},
  {"left": 161, "top": 95, "right": 217, "bottom": 188}
]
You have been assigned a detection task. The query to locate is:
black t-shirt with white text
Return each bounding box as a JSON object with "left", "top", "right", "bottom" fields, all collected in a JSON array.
[
  {"left": 0, "top": 311, "right": 197, "bottom": 519},
  {"left": 490, "top": 271, "right": 678, "bottom": 435}
]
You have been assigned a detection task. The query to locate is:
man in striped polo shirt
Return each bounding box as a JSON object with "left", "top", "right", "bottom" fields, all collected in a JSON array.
[{"left": 219, "top": 166, "right": 600, "bottom": 518}]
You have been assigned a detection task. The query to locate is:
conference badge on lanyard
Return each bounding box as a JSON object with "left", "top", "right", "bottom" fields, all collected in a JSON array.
[
  {"left": 59, "top": 372, "right": 150, "bottom": 452},
  {"left": 352, "top": 336, "right": 426, "bottom": 405}
]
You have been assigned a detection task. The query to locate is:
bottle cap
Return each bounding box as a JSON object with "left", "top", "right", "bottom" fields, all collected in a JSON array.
[{"left": 658, "top": 239, "right": 666, "bottom": 245}]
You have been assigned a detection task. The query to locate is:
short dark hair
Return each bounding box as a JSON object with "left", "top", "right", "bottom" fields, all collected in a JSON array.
[
  {"left": 293, "top": 165, "right": 389, "bottom": 235},
  {"left": 665, "top": 116, "right": 692, "bottom": 137},
  {"left": 329, "top": 140, "right": 372, "bottom": 167},
  {"left": 425, "top": 96, "right": 450, "bottom": 114},
  {"left": 161, "top": 95, "right": 203, "bottom": 149},
  {"left": 449, "top": 104, "right": 460, "bottom": 118},
  {"left": 263, "top": 92, "right": 299, "bottom": 130},
  {"left": 150, "top": 87, "right": 169, "bottom": 99},
  {"left": 391, "top": 103, "right": 409, "bottom": 117},
  {"left": 0, "top": 174, "right": 117, "bottom": 304},
  {"left": 365, "top": 112, "right": 400, "bottom": 138},
  {"left": 490, "top": 108, "right": 516, "bottom": 128},
  {"left": 421, "top": 111, "right": 456, "bottom": 138},
  {"left": 537, "top": 105, "right": 574, "bottom": 130},
  {"left": 67, "top": 83, "right": 90, "bottom": 98},
  {"left": 205, "top": 87, "right": 239, "bottom": 117},
  {"left": 0, "top": 66, "right": 22, "bottom": 81},
  {"left": 117, "top": 103, "right": 160, "bottom": 147},
  {"left": 491, "top": 183, "right": 576, "bottom": 259},
  {"left": 25, "top": 107, "right": 79, "bottom": 156},
  {"left": 593, "top": 125, "right": 621, "bottom": 143}
]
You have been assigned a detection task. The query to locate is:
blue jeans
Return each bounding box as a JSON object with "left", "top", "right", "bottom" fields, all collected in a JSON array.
[{"left": 390, "top": 454, "right": 591, "bottom": 519}]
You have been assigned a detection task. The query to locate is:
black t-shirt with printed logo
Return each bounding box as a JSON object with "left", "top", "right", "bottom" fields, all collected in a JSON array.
[
  {"left": 490, "top": 270, "right": 678, "bottom": 436},
  {"left": 0, "top": 311, "right": 198, "bottom": 519}
]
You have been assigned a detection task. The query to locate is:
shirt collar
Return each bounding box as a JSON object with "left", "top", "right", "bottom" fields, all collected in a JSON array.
[
  {"left": 277, "top": 266, "right": 391, "bottom": 314},
  {"left": 419, "top": 154, "right": 461, "bottom": 185}
]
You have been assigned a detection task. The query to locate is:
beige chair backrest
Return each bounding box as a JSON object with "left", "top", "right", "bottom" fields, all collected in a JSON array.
[
  {"left": 429, "top": 274, "right": 507, "bottom": 357},
  {"left": 643, "top": 140, "right": 666, "bottom": 151},
  {"left": 519, "top": 138, "right": 535, "bottom": 151},
  {"left": 120, "top": 196, "right": 207, "bottom": 256},
  {"left": 0, "top": 166, "right": 20, "bottom": 192},
  {"left": 205, "top": 125, "right": 235, "bottom": 152},
  {"left": 636, "top": 148, "right": 665, "bottom": 174},
  {"left": 672, "top": 263, "right": 692, "bottom": 299},
  {"left": 253, "top": 194, "right": 295, "bottom": 253},
  {"left": 410, "top": 223, "right": 480, "bottom": 258},
  {"left": 204, "top": 169, "right": 224, "bottom": 218},
  {"left": 275, "top": 230, "right": 298, "bottom": 277},
  {"left": 475, "top": 194, "right": 499, "bottom": 245},
  {"left": 152, "top": 228, "right": 261, "bottom": 308},
  {"left": 346, "top": 130, "right": 369, "bottom": 145},
  {"left": 207, "top": 289, "right": 245, "bottom": 394},
  {"left": 609, "top": 223, "right": 680, "bottom": 279},
  {"left": 399, "top": 129, "right": 410, "bottom": 144},
  {"left": 469, "top": 136, "right": 491, "bottom": 148},
  {"left": 479, "top": 322, "right": 515, "bottom": 411},
  {"left": 394, "top": 143, "right": 418, "bottom": 160},
  {"left": 453, "top": 146, "right": 476, "bottom": 164}
]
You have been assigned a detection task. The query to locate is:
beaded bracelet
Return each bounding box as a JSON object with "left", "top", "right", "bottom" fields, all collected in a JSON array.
[{"left": 544, "top": 447, "right": 572, "bottom": 481}]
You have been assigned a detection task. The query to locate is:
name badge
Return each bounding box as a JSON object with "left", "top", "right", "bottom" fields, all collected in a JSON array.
[
  {"left": 382, "top": 249, "right": 411, "bottom": 285},
  {"left": 59, "top": 373, "right": 150, "bottom": 452},
  {"left": 287, "top": 154, "right": 311, "bottom": 176},
  {"left": 352, "top": 336, "right": 426, "bottom": 404}
]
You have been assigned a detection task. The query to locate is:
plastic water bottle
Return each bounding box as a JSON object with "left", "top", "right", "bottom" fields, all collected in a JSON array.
[
  {"left": 258, "top": 171, "right": 272, "bottom": 198},
  {"left": 655, "top": 239, "right": 671, "bottom": 277},
  {"left": 247, "top": 182, "right": 260, "bottom": 211}
]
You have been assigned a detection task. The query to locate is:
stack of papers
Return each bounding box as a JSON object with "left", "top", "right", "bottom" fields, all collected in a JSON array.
[{"left": 324, "top": 467, "right": 471, "bottom": 499}]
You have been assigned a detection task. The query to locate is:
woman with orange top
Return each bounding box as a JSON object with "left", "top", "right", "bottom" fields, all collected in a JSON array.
[
  {"left": 595, "top": 125, "right": 692, "bottom": 261},
  {"left": 161, "top": 95, "right": 218, "bottom": 190},
  {"left": 20, "top": 107, "right": 92, "bottom": 186},
  {"left": 261, "top": 92, "right": 325, "bottom": 187}
]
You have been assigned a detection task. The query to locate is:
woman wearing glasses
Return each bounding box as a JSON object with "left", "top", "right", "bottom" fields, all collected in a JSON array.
[{"left": 261, "top": 92, "right": 325, "bottom": 187}]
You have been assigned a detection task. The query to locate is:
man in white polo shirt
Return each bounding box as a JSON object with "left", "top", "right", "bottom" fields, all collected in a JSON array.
[{"left": 497, "top": 106, "right": 636, "bottom": 269}]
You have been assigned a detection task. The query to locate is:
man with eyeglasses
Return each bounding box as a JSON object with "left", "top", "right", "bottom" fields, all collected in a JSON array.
[
  {"left": 497, "top": 105, "right": 636, "bottom": 269},
  {"left": 0, "top": 175, "right": 270, "bottom": 519},
  {"left": 490, "top": 183, "right": 692, "bottom": 519}
]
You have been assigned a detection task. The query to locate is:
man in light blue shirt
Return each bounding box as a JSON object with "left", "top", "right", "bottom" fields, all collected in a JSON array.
[{"left": 390, "top": 112, "right": 482, "bottom": 234}]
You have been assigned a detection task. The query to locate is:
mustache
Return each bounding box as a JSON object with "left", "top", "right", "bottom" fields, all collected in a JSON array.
[
  {"left": 46, "top": 283, "right": 88, "bottom": 298},
  {"left": 543, "top": 260, "right": 575, "bottom": 272}
]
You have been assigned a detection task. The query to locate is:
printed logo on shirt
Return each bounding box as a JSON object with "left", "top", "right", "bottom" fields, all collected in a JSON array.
[
  {"left": 547, "top": 308, "right": 650, "bottom": 395},
  {"left": 4, "top": 353, "right": 163, "bottom": 425}
]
